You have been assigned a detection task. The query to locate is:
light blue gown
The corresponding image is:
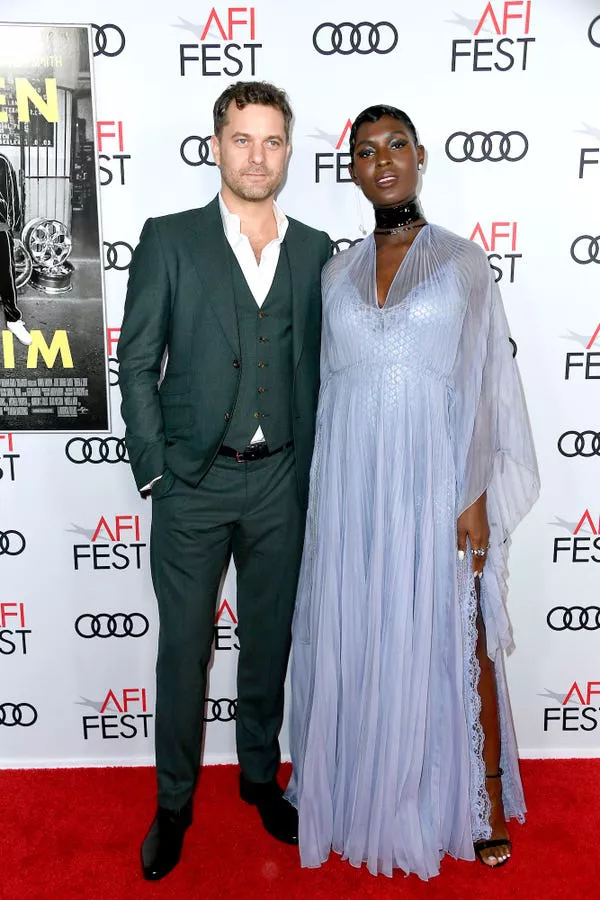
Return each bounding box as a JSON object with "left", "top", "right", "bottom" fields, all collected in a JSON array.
[{"left": 285, "top": 224, "right": 540, "bottom": 879}]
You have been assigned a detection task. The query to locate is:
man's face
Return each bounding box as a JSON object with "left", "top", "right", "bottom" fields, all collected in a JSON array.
[{"left": 211, "top": 102, "right": 290, "bottom": 202}]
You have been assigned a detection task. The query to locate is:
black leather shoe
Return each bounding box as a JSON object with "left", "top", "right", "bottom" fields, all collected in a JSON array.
[
  {"left": 239, "top": 774, "right": 298, "bottom": 845},
  {"left": 141, "top": 799, "right": 193, "bottom": 880}
]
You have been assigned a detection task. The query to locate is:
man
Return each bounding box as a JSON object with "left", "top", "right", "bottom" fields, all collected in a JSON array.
[
  {"left": 118, "top": 81, "right": 331, "bottom": 881},
  {"left": 0, "top": 152, "right": 32, "bottom": 346}
]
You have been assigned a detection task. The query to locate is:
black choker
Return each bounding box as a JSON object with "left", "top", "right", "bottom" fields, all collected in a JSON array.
[{"left": 374, "top": 199, "right": 424, "bottom": 233}]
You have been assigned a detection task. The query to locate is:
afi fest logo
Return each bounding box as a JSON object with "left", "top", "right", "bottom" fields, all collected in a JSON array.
[
  {"left": 541, "top": 681, "right": 600, "bottom": 732},
  {"left": 176, "top": 8, "right": 261, "bottom": 77},
  {"left": 71, "top": 515, "right": 146, "bottom": 571},
  {"left": 107, "top": 327, "right": 120, "bottom": 388},
  {"left": 97, "top": 121, "right": 130, "bottom": 187},
  {"left": 450, "top": 1, "right": 535, "bottom": 71},
  {"left": 0, "top": 433, "right": 20, "bottom": 482},
  {"left": 0, "top": 602, "right": 31, "bottom": 656},
  {"left": 563, "top": 323, "right": 600, "bottom": 381},
  {"left": 469, "top": 221, "right": 521, "bottom": 283},
  {"left": 214, "top": 598, "right": 239, "bottom": 651},
  {"left": 80, "top": 687, "right": 152, "bottom": 740},
  {"left": 576, "top": 121, "right": 600, "bottom": 179},
  {"left": 311, "top": 118, "right": 353, "bottom": 184},
  {"left": 551, "top": 510, "right": 600, "bottom": 564}
]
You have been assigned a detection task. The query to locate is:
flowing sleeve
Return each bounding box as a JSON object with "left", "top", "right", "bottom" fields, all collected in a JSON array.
[
  {"left": 451, "top": 247, "right": 540, "bottom": 654},
  {"left": 319, "top": 251, "right": 342, "bottom": 386}
]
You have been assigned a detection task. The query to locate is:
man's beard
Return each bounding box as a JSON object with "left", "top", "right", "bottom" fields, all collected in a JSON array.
[{"left": 220, "top": 165, "right": 283, "bottom": 202}]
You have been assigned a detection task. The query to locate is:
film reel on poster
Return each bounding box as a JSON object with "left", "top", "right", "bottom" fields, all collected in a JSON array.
[{"left": 0, "top": 22, "right": 109, "bottom": 432}]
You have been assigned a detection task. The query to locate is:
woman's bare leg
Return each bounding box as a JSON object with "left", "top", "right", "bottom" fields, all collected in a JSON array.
[{"left": 475, "top": 598, "right": 511, "bottom": 866}]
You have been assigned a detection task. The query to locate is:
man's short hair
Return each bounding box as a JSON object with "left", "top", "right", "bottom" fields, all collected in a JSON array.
[{"left": 213, "top": 81, "right": 293, "bottom": 141}]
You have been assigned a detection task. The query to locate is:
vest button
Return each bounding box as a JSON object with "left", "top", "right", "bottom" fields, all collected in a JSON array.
[
  {"left": 258, "top": 311, "right": 266, "bottom": 318},
  {"left": 224, "top": 412, "right": 230, "bottom": 421},
  {"left": 258, "top": 387, "right": 266, "bottom": 394},
  {"left": 253, "top": 412, "right": 261, "bottom": 419},
  {"left": 258, "top": 336, "right": 268, "bottom": 343},
  {"left": 232, "top": 359, "right": 240, "bottom": 368},
  {"left": 258, "top": 361, "right": 266, "bottom": 368}
]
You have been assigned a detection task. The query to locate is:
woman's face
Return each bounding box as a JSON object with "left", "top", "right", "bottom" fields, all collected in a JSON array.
[{"left": 350, "top": 115, "right": 424, "bottom": 208}]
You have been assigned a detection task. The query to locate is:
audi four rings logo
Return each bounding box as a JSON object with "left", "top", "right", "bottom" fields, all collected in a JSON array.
[
  {"left": 570, "top": 236, "right": 600, "bottom": 265},
  {"left": 589, "top": 15, "right": 600, "bottom": 47},
  {"left": 0, "top": 529, "right": 25, "bottom": 556},
  {"left": 180, "top": 136, "right": 216, "bottom": 167},
  {"left": 0, "top": 703, "right": 37, "bottom": 727},
  {"left": 104, "top": 241, "right": 133, "bottom": 271},
  {"left": 313, "top": 22, "right": 398, "bottom": 55},
  {"left": 547, "top": 606, "right": 600, "bottom": 631},
  {"left": 65, "top": 437, "right": 128, "bottom": 464},
  {"left": 75, "top": 613, "right": 150, "bottom": 639},
  {"left": 92, "top": 24, "right": 126, "bottom": 57},
  {"left": 204, "top": 698, "right": 237, "bottom": 722},
  {"left": 331, "top": 238, "right": 364, "bottom": 254},
  {"left": 445, "top": 131, "right": 528, "bottom": 163},
  {"left": 558, "top": 431, "right": 600, "bottom": 457}
]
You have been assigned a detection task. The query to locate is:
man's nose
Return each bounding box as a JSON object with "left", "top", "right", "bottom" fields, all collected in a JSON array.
[{"left": 249, "top": 141, "right": 265, "bottom": 164}]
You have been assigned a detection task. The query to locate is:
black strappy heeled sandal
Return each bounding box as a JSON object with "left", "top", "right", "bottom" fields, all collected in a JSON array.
[{"left": 474, "top": 769, "right": 512, "bottom": 868}]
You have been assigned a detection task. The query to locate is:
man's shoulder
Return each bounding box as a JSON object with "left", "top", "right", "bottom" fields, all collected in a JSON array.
[
  {"left": 286, "top": 215, "right": 330, "bottom": 248},
  {"left": 151, "top": 198, "right": 217, "bottom": 230}
]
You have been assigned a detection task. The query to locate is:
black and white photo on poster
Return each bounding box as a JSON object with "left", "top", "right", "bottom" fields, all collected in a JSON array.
[{"left": 0, "top": 23, "right": 109, "bottom": 432}]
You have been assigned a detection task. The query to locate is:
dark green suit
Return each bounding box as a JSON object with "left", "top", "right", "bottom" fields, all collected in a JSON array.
[{"left": 118, "top": 196, "right": 330, "bottom": 808}]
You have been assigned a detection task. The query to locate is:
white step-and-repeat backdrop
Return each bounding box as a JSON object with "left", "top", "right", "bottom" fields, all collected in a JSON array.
[{"left": 1, "top": 0, "right": 599, "bottom": 766}]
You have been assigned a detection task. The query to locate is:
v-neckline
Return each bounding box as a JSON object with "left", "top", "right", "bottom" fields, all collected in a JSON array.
[{"left": 374, "top": 225, "right": 427, "bottom": 310}]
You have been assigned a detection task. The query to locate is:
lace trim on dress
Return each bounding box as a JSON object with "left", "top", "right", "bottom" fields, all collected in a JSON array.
[{"left": 458, "top": 556, "right": 491, "bottom": 842}]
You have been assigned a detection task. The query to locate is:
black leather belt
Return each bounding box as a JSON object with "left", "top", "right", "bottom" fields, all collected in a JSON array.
[{"left": 218, "top": 440, "right": 293, "bottom": 463}]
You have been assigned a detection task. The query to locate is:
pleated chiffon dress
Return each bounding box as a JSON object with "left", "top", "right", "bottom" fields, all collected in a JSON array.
[{"left": 285, "top": 224, "right": 540, "bottom": 879}]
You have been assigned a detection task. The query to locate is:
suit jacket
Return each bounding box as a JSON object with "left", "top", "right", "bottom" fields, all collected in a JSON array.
[{"left": 117, "top": 195, "right": 331, "bottom": 506}]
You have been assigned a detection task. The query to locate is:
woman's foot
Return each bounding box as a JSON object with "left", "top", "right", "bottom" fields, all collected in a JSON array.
[{"left": 474, "top": 771, "right": 512, "bottom": 867}]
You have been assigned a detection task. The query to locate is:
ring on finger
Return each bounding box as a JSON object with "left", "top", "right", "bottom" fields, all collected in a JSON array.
[{"left": 471, "top": 545, "right": 490, "bottom": 558}]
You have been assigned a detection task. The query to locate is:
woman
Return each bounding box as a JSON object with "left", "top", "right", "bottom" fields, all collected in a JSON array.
[{"left": 285, "top": 105, "right": 539, "bottom": 880}]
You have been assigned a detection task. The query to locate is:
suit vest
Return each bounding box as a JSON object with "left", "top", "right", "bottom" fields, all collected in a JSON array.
[{"left": 225, "top": 244, "right": 294, "bottom": 450}]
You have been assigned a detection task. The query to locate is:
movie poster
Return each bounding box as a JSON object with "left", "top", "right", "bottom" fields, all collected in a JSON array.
[{"left": 0, "top": 23, "right": 109, "bottom": 432}]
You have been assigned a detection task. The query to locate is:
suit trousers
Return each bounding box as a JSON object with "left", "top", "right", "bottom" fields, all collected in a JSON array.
[{"left": 150, "top": 444, "right": 305, "bottom": 809}]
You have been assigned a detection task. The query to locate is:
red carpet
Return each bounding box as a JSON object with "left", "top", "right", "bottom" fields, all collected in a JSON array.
[{"left": 1, "top": 759, "right": 598, "bottom": 899}]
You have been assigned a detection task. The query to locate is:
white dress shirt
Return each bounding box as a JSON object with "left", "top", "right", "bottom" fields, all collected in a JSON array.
[{"left": 143, "top": 195, "right": 288, "bottom": 492}]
